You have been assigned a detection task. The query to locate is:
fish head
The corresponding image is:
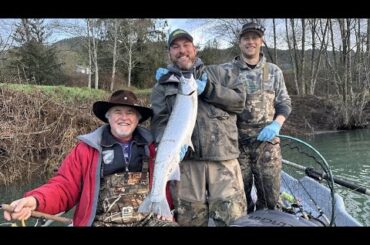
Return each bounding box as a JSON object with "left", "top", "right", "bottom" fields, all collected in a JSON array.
[{"left": 179, "top": 74, "right": 197, "bottom": 95}]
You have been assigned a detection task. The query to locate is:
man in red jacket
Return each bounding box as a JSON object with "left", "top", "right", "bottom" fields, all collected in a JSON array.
[{"left": 4, "top": 90, "right": 176, "bottom": 226}]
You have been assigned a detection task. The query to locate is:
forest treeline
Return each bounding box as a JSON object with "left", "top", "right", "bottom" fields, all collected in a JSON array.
[{"left": 1, "top": 18, "right": 369, "bottom": 129}]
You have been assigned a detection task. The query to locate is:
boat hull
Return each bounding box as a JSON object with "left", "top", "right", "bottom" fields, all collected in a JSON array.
[{"left": 230, "top": 171, "right": 361, "bottom": 226}]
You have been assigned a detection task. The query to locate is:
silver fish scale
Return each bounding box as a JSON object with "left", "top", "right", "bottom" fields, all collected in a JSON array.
[{"left": 139, "top": 74, "right": 198, "bottom": 218}]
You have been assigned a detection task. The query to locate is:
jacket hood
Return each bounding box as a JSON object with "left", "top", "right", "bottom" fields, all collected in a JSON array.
[{"left": 77, "top": 125, "right": 153, "bottom": 152}]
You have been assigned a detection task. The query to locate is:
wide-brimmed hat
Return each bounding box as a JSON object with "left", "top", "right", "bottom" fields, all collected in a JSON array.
[
  {"left": 93, "top": 90, "right": 153, "bottom": 123},
  {"left": 239, "top": 22, "right": 265, "bottom": 38},
  {"left": 168, "top": 28, "right": 193, "bottom": 48}
]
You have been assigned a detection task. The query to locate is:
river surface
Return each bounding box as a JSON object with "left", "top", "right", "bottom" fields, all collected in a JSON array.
[{"left": 299, "top": 129, "right": 370, "bottom": 226}]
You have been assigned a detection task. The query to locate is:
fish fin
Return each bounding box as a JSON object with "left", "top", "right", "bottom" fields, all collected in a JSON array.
[
  {"left": 168, "top": 165, "right": 180, "bottom": 181},
  {"left": 138, "top": 195, "right": 153, "bottom": 214},
  {"left": 187, "top": 140, "right": 194, "bottom": 152},
  {"left": 152, "top": 199, "right": 172, "bottom": 218}
]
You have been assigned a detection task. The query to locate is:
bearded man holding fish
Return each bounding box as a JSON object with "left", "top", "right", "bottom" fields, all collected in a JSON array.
[{"left": 149, "top": 29, "right": 247, "bottom": 226}]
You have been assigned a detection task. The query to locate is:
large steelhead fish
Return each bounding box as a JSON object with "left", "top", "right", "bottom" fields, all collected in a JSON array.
[{"left": 139, "top": 74, "right": 198, "bottom": 217}]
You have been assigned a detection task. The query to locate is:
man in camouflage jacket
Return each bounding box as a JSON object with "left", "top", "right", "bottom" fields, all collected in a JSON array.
[
  {"left": 151, "top": 29, "right": 247, "bottom": 226},
  {"left": 223, "top": 22, "right": 292, "bottom": 213}
]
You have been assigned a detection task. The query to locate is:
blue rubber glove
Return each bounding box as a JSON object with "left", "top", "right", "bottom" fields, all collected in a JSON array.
[
  {"left": 257, "top": 120, "right": 281, "bottom": 141},
  {"left": 179, "top": 144, "right": 188, "bottom": 161},
  {"left": 196, "top": 72, "right": 208, "bottom": 95},
  {"left": 155, "top": 67, "right": 169, "bottom": 81}
]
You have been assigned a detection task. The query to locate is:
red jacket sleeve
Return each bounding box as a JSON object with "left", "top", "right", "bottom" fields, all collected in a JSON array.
[
  {"left": 24, "top": 142, "right": 91, "bottom": 214},
  {"left": 148, "top": 143, "right": 174, "bottom": 210}
]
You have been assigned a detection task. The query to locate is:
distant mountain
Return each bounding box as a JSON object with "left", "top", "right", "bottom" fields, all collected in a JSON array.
[
  {"left": 52, "top": 36, "right": 89, "bottom": 74},
  {"left": 52, "top": 36, "right": 88, "bottom": 54}
]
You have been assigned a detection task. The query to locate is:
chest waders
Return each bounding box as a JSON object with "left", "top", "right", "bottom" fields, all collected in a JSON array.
[
  {"left": 238, "top": 63, "right": 282, "bottom": 212},
  {"left": 93, "top": 157, "right": 152, "bottom": 226},
  {"left": 238, "top": 63, "right": 275, "bottom": 137}
]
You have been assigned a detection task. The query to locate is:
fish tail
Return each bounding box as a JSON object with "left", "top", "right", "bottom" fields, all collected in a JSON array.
[
  {"left": 138, "top": 195, "right": 153, "bottom": 214},
  {"left": 152, "top": 199, "right": 172, "bottom": 218}
]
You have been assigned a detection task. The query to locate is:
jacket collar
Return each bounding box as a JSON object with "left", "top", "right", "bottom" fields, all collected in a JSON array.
[
  {"left": 233, "top": 53, "right": 266, "bottom": 70},
  {"left": 100, "top": 126, "right": 149, "bottom": 148},
  {"left": 77, "top": 125, "right": 153, "bottom": 151}
]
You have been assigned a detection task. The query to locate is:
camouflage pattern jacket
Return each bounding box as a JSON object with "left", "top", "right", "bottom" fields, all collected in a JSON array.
[
  {"left": 151, "top": 58, "right": 246, "bottom": 161},
  {"left": 223, "top": 54, "right": 292, "bottom": 130}
]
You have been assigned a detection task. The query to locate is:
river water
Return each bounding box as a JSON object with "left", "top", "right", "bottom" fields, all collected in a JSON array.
[
  {"left": 1, "top": 129, "right": 370, "bottom": 226},
  {"left": 299, "top": 129, "right": 370, "bottom": 226}
]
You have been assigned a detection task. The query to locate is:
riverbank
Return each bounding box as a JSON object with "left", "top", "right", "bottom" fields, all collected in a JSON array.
[
  {"left": 281, "top": 95, "right": 370, "bottom": 136},
  {"left": 0, "top": 85, "right": 369, "bottom": 184},
  {"left": 0, "top": 86, "right": 106, "bottom": 185}
]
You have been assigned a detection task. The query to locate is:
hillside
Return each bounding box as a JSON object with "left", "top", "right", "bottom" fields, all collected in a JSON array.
[
  {"left": 53, "top": 36, "right": 88, "bottom": 54},
  {"left": 52, "top": 36, "right": 89, "bottom": 76}
]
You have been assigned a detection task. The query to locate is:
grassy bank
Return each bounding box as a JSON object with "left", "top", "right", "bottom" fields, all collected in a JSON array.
[
  {"left": 0, "top": 83, "right": 108, "bottom": 104},
  {"left": 0, "top": 83, "right": 152, "bottom": 104}
]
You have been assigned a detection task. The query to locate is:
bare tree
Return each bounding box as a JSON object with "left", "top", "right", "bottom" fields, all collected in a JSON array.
[
  {"left": 100, "top": 19, "right": 121, "bottom": 91},
  {"left": 201, "top": 19, "right": 267, "bottom": 47},
  {"left": 122, "top": 19, "right": 136, "bottom": 87},
  {"left": 307, "top": 19, "right": 329, "bottom": 95},
  {"left": 110, "top": 19, "right": 119, "bottom": 91},
  {"left": 323, "top": 18, "right": 369, "bottom": 128},
  {"left": 354, "top": 19, "right": 361, "bottom": 88},
  {"left": 285, "top": 18, "right": 299, "bottom": 95},
  {"left": 0, "top": 20, "right": 16, "bottom": 82},
  {"left": 88, "top": 19, "right": 99, "bottom": 89},
  {"left": 272, "top": 18, "right": 277, "bottom": 64},
  {"left": 325, "top": 19, "right": 343, "bottom": 97},
  {"left": 300, "top": 19, "right": 306, "bottom": 95},
  {"left": 0, "top": 20, "right": 15, "bottom": 53},
  {"left": 86, "top": 19, "right": 92, "bottom": 88}
]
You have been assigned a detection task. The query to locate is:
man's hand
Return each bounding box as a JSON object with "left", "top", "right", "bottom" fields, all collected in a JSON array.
[
  {"left": 155, "top": 68, "right": 169, "bottom": 81},
  {"left": 179, "top": 144, "right": 188, "bottom": 161},
  {"left": 257, "top": 120, "right": 281, "bottom": 141},
  {"left": 3, "top": 196, "right": 37, "bottom": 221},
  {"left": 196, "top": 72, "right": 208, "bottom": 95}
]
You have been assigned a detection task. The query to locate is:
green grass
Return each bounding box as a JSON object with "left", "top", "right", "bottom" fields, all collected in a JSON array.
[
  {"left": 133, "top": 88, "right": 152, "bottom": 96},
  {"left": 0, "top": 83, "right": 152, "bottom": 103}
]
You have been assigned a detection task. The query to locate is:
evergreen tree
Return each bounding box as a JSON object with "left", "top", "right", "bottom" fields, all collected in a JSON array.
[{"left": 9, "top": 19, "right": 63, "bottom": 85}]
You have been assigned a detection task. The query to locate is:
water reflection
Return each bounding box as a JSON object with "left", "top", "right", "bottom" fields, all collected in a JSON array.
[
  {"left": 303, "top": 129, "right": 370, "bottom": 226},
  {"left": 0, "top": 178, "right": 47, "bottom": 226}
]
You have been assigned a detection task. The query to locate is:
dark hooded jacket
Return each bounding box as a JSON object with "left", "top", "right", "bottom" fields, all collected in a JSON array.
[{"left": 150, "top": 58, "right": 246, "bottom": 161}]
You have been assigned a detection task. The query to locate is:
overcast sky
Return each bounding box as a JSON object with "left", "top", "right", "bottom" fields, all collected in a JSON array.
[
  {"left": 166, "top": 18, "right": 231, "bottom": 49},
  {"left": 1, "top": 18, "right": 300, "bottom": 50},
  {"left": 0, "top": 18, "right": 288, "bottom": 50},
  {"left": 1, "top": 18, "right": 229, "bottom": 48}
]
